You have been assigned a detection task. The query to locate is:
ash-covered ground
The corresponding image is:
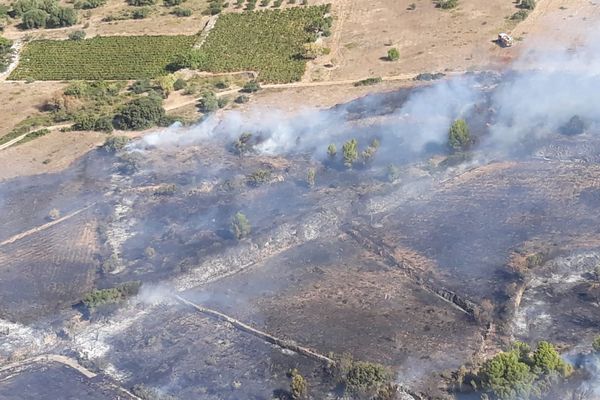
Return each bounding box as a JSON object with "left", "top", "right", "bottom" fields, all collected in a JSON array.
[{"left": 2, "top": 38, "right": 600, "bottom": 400}]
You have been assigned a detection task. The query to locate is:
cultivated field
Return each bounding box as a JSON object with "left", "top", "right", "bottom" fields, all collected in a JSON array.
[
  {"left": 194, "top": 5, "right": 331, "bottom": 83},
  {"left": 10, "top": 35, "right": 196, "bottom": 80}
]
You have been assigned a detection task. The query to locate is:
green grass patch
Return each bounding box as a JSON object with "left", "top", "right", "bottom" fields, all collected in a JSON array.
[
  {"left": 198, "top": 5, "right": 331, "bottom": 83},
  {"left": 10, "top": 35, "right": 196, "bottom": 81}
]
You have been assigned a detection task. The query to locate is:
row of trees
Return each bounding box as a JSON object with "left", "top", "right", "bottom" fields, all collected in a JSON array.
[
  {"left": 12, "top": 0, "right": 77, "bottom": 29},
  {"left": 476, "top": 341, "right": 573, "bottom": 400},
  {"left": 327, "top": 138, "right": 381, "bottom": 168}
]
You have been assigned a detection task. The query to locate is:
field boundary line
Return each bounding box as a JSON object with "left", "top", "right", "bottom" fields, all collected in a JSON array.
[{"left": 0, "top": 204, "right": 94, "bottom": 247}]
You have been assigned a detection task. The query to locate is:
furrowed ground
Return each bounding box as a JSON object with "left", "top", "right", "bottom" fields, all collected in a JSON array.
[
  {"left": 197, "top": 5, "right": 330, "bottom": 83},
  {"left": 10, "top": 35, "right": 196, "bottom": 80}
]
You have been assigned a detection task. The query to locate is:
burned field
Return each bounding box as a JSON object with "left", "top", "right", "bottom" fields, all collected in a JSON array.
[{"left": 1, "top": 73, "right": 600, "bottom": 399}]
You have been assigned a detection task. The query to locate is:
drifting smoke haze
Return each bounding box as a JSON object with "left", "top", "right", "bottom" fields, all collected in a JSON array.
[{"left": 137, "top": 29, "right": 600, "bottom": 165}]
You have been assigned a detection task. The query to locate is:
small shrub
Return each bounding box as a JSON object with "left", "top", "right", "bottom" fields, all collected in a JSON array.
[
  {"left": 306, "top": 167, "right": 316, "bottom": 187},
  {"left": 518, "top": 0, "right": 535, "bottom": 10},
  {"left": 247, "top": 169, "right": 271, "bottom": 186},
  {"left": 171, "top": 6, "right": 191, "bottom": 16},
  {"left": 127, "top": 0, "right": 155, "bottom": 6},
  {"left": 354, "top": 77, "right": 382, "bottom": 87},
  {"left": 234, "top": 95, "right": 249, "bottom": 104},
  {"left": 48, "top": 208, "right": 61, "bottom": 220},
  {"left": 437, "top": 0, "right": 458, "bottom": 9},
  {"left": 132, "top": 7, "right": 150, "bottom": 19},
  {"left": 387, "top": 47, "right": 399, "bottom": 61},
  {"left": 68, "top": 30, "right": 86, "bottom": 40},
  {"left": 510, "top": 9, "right": 529, "bottom": 21},
  {"left": 290, "top": 370, "right": 308, "bottom": 400},
  {"left": 592, "top": 336, "right": 600, "bottom": 353},
  {"left": 241, "top": 80, "right": 261, "bottom": 93},
  {"left": 102, "top": 135, "right": 130, "bottom": 153},
  {"left": 173, "top": 78, "right": 187, "bottom": 91},
  {"left": 164, "top": 0, "right": 185, "bottom": 6}
]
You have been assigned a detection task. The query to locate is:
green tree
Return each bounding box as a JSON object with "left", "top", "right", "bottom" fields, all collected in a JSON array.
[
  {"left": 231, "top": 212, "right": 251, "bottom": 240},
  {"left": 306, "top": 167, "right": 316, "bottom": 187},
  {"left": 344, "top": 361, "right": 391, "bottom": 395},
  {"left": 22, "top": 8, "right": 48, "bottom": 28},
  {"left": 592, "top": 336, "right": 600, "bottom": 353},
  {"left": 327, "top": 143, "right": 336, "bottom": 158},
  {"left": 342, "top": 138, "right": 358, "bottom": 167},
  {"left": 113, "top": 96, "right": 165, "bottom": 130},
  {"left": 387, "top": 47, "right": 399, "bottom": 61},
  {"left": 531, "top": 341, "right": 573, "bottom": 377},
  {"left": 387, "top": 164, "right": 400, "bottom": 183},
  {"left": 156, "top": 74, "right": 176, "bottom": 96},
  {"left": 448, "top": 119, "right": 471, "bottom": 151},
  {"left": 199, "top": 91, "right": 219, "bottom": 113},
  {"left": 479, "top": 350, "right": 535, "bottom": 400}
]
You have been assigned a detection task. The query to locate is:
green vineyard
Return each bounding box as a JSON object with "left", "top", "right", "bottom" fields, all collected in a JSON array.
[
  {"left": 10, "top": 35, "right": 196, "bottom": 80},
  {"left": 199, "top": 5, "right": 330, "bottom": 83}
]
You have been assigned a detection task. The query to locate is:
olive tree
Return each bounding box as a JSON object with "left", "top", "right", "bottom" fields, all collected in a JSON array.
[
  {"left": 448, "top": 119, "right": 471, "bottom": 151},
  {"left": 231, "top": 212, "right": 251, "bottom": 240}
]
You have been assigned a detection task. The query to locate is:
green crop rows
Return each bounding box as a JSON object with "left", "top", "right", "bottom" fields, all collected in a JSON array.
[
  {"left": 10, "top": 35, "right": 196, "bottom": 80},
  {"left": 199, "top": 5, "right": 329, "bottom": 83}
]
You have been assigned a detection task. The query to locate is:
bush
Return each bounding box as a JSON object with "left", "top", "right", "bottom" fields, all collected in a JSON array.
[
  {"left": 171, "top": 6, "right": 191, "bottom": 16},
  {"left": 82, "top": 281, "right": 141, "bottom": 309},
  {"left": 234, "top": 94, "right": 249, "bottom": 104},
  {"left": 519, "top": 0, "right": 535, "bottom": 10},
  {"left": 130, "top": 79, "right": 153, "bottom": 94},
  {"left": 173, "top": 78, "right": 187, "bottom": 91},
  {"left": 246, "top": 169, "right": 271, "bottom": 186},
  {"left": 132, "top": 7, "right": 150, "bottom": 18},
  {"left": 127, "top": 0, "right": 155, "bottom": 6},
  {"left": 241, "top": 80, "right": 261, "bottom": 93},
  {"left": 68, "top": 30, "right": 86, "bottom": 40},
  {"left": 354, "top": 77, "right": 382, "bottom": 86},
  {"left": 74, "top": 0, "right": 106, "bottom": 9},
  {"left": 437, "top": 0, "right": 458, "bottom": 9},
  {"left": 94, "top": 116, "right": 114, "bottom": 133},
  {"left": 387, "top": 47, "right": 399, "bottom": 61},
  {"left": 164, "top": 0, "right": 184, "bottom": 6},
  {"left": 102, "top": 135, "right": 130, "bottom": 152},
  {"left": 448, "top": 119, "right": 471, "bottom": 151},
  {"left": 113, "top": 96, "right": 165, "bottom": 130},
  {"left": 510, "top": 9, "right": 529, "bottom": 21},
  {"left": 232, "top": 132, "right": 254, "bottom": 155},
  {"left": 290, "top": 370, "right": 308, "bottom": 400},
  {"left": 560, "top": 115, "right": 585, "bottom": 136},
  {"left": 593, "top": 336, "right": 600, "bottom": 353},
  {"left": 231, "top": 212, "right": 251, "bottom": 239},
  {"left": 48, "top": 208, "right": 61, "bottom": 220}
]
